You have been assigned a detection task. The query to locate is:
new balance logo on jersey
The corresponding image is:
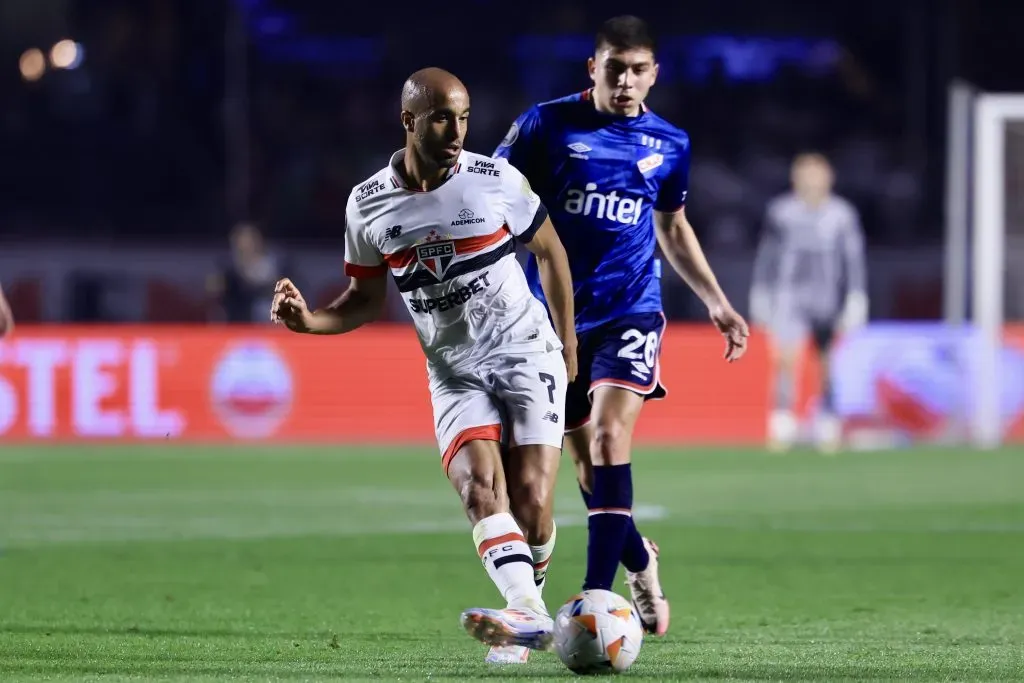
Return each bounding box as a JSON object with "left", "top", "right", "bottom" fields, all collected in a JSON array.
[
  {"left": 567, "top": 142, "right": 591, "bottom": 159},
  {"left": 384, "top": 225, "right": 402, "bottom": 241},
  {"left": 542, "top": 411, "right": 559, "bottom": 424},
  {"left": 466, "top": 159, "right": 501, "bottom": 177},
  {"left": 415, "top": 241, "right": 455, "bottom": 280},
  {"left": 563, "top": 183, "right": 644, "bottom": 224},
  {"left": 451, "top": 208, "right": 486, "bottom": 227}
]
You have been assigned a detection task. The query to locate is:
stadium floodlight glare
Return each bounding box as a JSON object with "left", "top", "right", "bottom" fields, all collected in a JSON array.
[
  {"left": 19, "top": 48, "right": 46, "bottom": 82},
  {"left": 50, "top": 39, "right": 84, "bottom": 70}
]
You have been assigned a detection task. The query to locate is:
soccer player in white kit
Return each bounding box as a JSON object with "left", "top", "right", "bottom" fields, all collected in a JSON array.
[{"left": 271, "top": 68, "right": 578, "bottom": 654}]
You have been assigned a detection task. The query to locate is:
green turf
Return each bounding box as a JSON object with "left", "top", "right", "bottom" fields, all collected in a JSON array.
[{"left": 1, "top": 445, "right": 1023, "bottom": 681}]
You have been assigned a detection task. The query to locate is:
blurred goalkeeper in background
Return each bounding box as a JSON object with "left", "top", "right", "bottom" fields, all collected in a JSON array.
[{"left": 750, "top": 153, "right": 867, "bottom": 452}]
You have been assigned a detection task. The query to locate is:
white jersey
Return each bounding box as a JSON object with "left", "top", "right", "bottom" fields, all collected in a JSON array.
[{"left": 344, "top": 149, "right": 560, "bottom": 375}]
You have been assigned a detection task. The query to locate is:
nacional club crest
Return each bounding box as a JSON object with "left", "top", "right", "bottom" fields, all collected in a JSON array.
[
  {"left": 415, "top": 232, "right": 456, "bottom": 280},
  {"left": 637, "top": 152, "right": 664, "bottom": 174}
]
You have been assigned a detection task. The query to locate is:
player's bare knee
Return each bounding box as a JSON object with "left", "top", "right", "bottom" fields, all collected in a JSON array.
[{"left": 590, "top": 419, "right": 631, "bottom": 466}]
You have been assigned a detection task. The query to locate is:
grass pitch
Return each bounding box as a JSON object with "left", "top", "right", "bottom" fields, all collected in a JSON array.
[{"left": 1, "top": 444, "right": 1023, "bottom": 681}]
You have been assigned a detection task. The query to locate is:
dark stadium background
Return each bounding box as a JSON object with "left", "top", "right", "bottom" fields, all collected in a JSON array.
[{"left": 2, "top": 0, "right": 1023, "bottom": 324}]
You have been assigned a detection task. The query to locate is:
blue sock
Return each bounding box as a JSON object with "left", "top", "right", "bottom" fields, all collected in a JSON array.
[
  {"left": 581, "top": 481, "right": 649, "bottom": 573},
  {"left": 583, "top": 464, "right": 634, "bottom": 591},
  {"left": 621, "top": 517, "right": 651, "bottom": 573},
  {"left": 578, "top": 482, "right": 593, "bottom": 508}
]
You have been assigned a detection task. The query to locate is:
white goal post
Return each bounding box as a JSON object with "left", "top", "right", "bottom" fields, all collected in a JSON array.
[
  {"left": 968, "top": 93, "right": 1024, "bottom": 448},
  {"left": 944, "top": 84, "right": 1024, "bottom": 448}
]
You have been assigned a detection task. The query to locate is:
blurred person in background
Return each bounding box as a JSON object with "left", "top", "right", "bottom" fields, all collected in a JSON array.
[
  {"left": 750, "top": 153, "right": 867, "bottom": 453},
  {"left": 0, "top": 285, "right": 12, "bottom": 337},
  {"left": 207, "top": 222, "right": 290, "bottom": 323}
]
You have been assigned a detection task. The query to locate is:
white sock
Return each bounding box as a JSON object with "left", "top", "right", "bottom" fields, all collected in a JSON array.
[
  {"left": 816, "top": 412, "right": 842, "bottom": 447},
  {"left": 769, "top": 409, "right": 798, "bottom": 446},
  {"left": 529, "top": 522, "right": 556, "bottom": 595},
  {"left": 473, "top": 513, "right": 544, "bottom": 611}
]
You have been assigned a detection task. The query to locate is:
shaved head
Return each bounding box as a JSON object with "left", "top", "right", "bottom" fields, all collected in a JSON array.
[
  {"left": 401, "top": 67, "right": 468, "bottom": 115},
  {"left": 400, "top": 67, "right": 471, "bottom": 171}
]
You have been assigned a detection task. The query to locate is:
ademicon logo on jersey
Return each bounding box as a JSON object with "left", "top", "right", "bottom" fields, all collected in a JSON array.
[{"left": 563, "top": 183, "right": 644, "bottom": 224}]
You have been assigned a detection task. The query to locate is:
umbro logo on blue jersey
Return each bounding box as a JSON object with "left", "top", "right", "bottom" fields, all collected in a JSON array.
[{"left": 567, "top": 142, "right": 591, "bottom": 160}]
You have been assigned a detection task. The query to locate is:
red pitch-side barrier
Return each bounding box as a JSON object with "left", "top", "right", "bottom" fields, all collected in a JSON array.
[
  {"left": 0, "top": 324, "right": 788, "bottom": 444},
  {"left": 2, "top": 324, "right": 1022, "bottom": 445}
]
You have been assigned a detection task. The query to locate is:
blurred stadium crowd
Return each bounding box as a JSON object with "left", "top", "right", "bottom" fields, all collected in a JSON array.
[{"left": 1, "top": 0, "right": 1022, "bottom": 323}]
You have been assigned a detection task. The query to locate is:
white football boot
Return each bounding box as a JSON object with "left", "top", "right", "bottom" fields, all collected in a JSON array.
[
  {"left": 461, "top": 603, "right": 554, "bottom": 653},
  {"left": 484, "top": 644, "right": 530, "bottom": 665},
  {"left": 485, "top": 559, "right": 550, "bottom": 664},
  {"left": 624, "top": 537, "right": 670, "bottom": 636}
]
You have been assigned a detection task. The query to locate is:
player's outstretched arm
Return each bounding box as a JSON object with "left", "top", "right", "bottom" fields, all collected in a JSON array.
[
  {"left": 523, "top": 218, "right": 578, "bottom": 380},
  {"left": 654, "top": 208, "right": 749, "bottom": 361},
  {"left": 271, "top": 275, "right": 386, "bottom": 335}
]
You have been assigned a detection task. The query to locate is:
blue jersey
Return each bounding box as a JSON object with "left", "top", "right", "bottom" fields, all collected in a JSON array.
[{"left": 493, "top": 89, "right": 691, "bottom": 333}]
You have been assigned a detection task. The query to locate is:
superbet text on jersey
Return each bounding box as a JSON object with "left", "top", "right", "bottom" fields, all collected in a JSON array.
[{"left": 343, "top": 150, "right": 561, "bottom": 374}]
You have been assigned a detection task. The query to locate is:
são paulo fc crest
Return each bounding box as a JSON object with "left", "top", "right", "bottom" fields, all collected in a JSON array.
[{"left": 416, "top": 240, "right": 456, "bottom": 280}]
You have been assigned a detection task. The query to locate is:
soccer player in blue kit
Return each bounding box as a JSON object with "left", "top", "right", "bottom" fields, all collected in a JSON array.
[{"left": 488, "top": 15, "right": 750, "bottom": 663}]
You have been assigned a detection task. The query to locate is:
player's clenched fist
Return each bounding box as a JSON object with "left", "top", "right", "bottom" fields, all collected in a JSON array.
[{"left": 271, "top": 278, "right": 313, "bottom": 332}]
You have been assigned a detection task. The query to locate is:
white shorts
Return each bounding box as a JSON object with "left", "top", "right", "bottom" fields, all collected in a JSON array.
[{"left": 430, "top": 348, "right": 568, "bottom": 475}]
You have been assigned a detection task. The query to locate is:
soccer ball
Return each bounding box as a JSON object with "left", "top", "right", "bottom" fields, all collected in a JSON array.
[{"left": 553, "top": 589, "right": 644, "bottom": 674}]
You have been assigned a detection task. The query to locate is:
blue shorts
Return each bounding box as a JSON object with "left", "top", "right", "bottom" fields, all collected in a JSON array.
[{"left": 565, "top": 312, "right": 668, "bottom": 431}]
